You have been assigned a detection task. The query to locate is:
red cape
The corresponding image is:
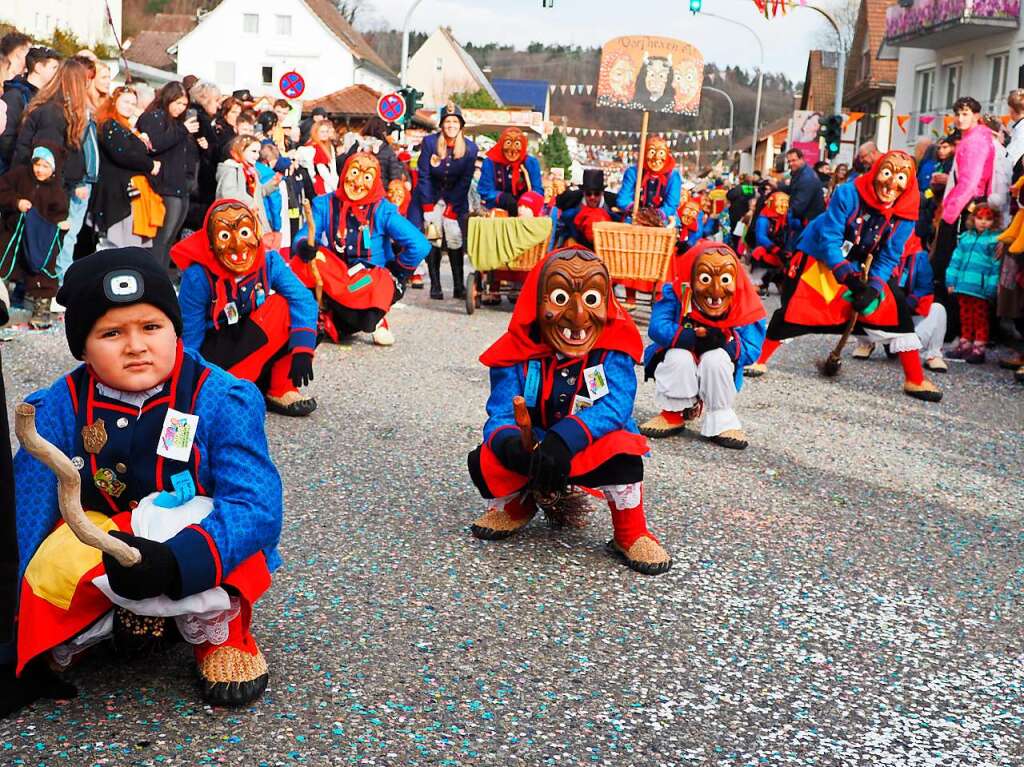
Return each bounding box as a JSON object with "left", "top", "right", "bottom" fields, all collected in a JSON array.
[
  {"left": 670, "top": 241, "right": 767, "bottom": 330},
  {"left": 479, "top": 248, "right": 644, "bottom": 367},
  {"left": 853, "top": 151, "right": 920, "bottom": 221}
]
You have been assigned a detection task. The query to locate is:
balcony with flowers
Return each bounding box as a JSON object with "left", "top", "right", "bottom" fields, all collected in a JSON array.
[{"left": 885, "top": 0, "right": 1019, "bottom": 48}]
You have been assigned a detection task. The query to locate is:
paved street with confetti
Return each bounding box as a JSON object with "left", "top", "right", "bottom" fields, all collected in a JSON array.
[{"left": 2, "top": 284, "right": 1023, "bottom": 767}]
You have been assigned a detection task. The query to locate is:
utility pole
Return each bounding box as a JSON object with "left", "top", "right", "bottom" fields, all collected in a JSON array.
[
  {"left": 399, "top": 0, "right": 426, "bottom": 86},
  {"left": 702, "top": 85, "right": 734, "bottom": 154}
]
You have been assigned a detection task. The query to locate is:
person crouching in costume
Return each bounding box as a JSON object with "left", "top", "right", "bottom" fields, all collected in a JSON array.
[
  {"left": 2, "top": 248, "right": 283, "bottom": 714},
  {"left": 466, "top": 247, "right": 672, "bottom": 575},
  {"left": 750, "top": 191, "right": 790, "bottom": 296},
  {"left": 291, "top": 151, "right": 430, "bottom": 346},
  {"left": 173, "top": 200, "right": 319, "bottom": 417},
  {"left": 478, "top": 127, "right": 543, "bottom": 217},
  {"left": 639, "top": 242, "right": 767, "bottom": 449},
  {"left": 745, "top": 151, "right": 943, "bottom": 402}
]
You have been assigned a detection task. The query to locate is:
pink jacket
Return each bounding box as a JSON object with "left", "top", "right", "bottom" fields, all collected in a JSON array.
[{"left": 942, "top": 123, "right": 994, "bottom": 224}]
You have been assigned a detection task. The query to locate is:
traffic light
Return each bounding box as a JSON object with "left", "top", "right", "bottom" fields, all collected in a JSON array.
[
  {"left": 689, "top": 0, "right": 702, "bottom": 12},
  {"left": 820, "top": 114, "right": 843, "bottom": 159},
  {"left": 399, "top": 86, "right": 424, "bottom": 127}
]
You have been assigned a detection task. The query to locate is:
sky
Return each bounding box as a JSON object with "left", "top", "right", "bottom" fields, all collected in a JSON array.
[{"left": 363, "top": 0, "right": 838, "bottom": 82}]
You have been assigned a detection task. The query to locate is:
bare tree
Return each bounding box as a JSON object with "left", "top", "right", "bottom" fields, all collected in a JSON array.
[
  {"left": 813, "top": 0, "right": 859, "bottom": 55},
  {"left": 335, "top": 0, "right": 377, "bottom": 28}
]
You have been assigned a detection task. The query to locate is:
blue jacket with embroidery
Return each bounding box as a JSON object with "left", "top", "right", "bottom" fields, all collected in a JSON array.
[
  {"left": 293, "top": 193, "right": 430, "bottom": 271},
  {"left": 616, "top": 166, "right": 681, "bottom": 224},
  {"left": 482, "top": 350, "right": 640, "bottom": 457},
  {"left": 643, "top": 283, "right": 766, "bottom": 390},
  {"left": 178, "top": 249, "right": 318, "bottom": 355},
  {"left": 13, "top": 352, "right": 283, "bottom": 602},
  {"left": 478, "top": 155, "right": 543, "bottom": 208},
  {"left": 795, "top": 181, "right": 913, "bottom": 284}
]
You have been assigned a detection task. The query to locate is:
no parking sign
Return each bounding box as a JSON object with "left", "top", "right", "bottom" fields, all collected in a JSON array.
[
  {"left": 376, "top": 92, "right": 407, "bottom": 124},
  {"left": 279, "top": 71, "right": 305, "bottom": 99}
]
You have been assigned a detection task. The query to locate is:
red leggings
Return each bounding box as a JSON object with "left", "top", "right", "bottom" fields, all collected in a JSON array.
[{"left": 958, "top": 295, "right": 990, "bottom": 344}]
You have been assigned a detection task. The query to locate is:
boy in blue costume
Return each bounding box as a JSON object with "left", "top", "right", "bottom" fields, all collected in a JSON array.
[
  {"left": 478, "top": 127, "right": 544, "bottom": 216},
  {"left": 291, "top": 152, "right": 430, "bottom": 346},
  {"left": 467, "top": 247, "right": 671, "bottom": 575},
  {"left": 1, "top": 248, "right": 283, "bottom": 716},
  {"left": 174, "top": 199, "right": 319, "bottom": 417},
  {"left": 639, "top": 242, "right": 766, "bottom": 449}
]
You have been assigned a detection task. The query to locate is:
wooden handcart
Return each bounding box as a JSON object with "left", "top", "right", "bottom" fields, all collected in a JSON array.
[{"left": 465, "top": 216, "right": 552, "bottom": 315}]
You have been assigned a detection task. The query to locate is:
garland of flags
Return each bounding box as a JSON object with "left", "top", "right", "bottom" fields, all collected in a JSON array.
[
  {"left": 548, "top": 84, "right": 596, "bottom": 95},
  {"left": 557, "top": 126, "right": 732, "bottom": 143},
  {"left": 842, "top": 110, "right": 1013, "bottom": 135}
]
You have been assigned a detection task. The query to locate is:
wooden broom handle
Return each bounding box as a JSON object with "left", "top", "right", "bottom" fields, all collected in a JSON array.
[
  {"left": 14, "top": 404, "right": 141, "bottom": 567},
  {"left": 512, "top": 396, "right": 535, "bottom": 450}
]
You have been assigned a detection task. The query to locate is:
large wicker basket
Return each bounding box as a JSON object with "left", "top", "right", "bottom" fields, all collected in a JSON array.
[
  {"left": 506, "top": 239, "right": 547, "bottom": 271},
  {"left": 592, "top": 222, "right": 676, "bottom": 282}
]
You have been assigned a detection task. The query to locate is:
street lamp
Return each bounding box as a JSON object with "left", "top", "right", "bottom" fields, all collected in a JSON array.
[
  {"left": 702, "top": 85, "right": 734, "bottom": 154},
  {"left": 399, "top": 0, "right": 427, "bottom": 86}
]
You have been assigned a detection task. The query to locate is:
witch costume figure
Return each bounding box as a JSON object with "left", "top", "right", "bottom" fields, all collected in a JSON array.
[
  {"left": 1, "top": 248, "right": 283, "bottom": 717},
  {"left": 639, "top": 242, "right": 766, "bottom": 449},
  {"left": 750, "top": 191, "right": 790, "bottom": 296},
  {"left": 173, "top": 199, "right": 319, "bottom": 417},
  {"left": 291, "top": 151, "right": 430, "bottom": 347},
  {"left": 467, "top": 247, "right": 672, "bottom": 575},
  {"left": 478, "top": 127, "right": 544, "bottom": 216},
  {"left": 616, "top": 135, "right": 681, "bottom": 226},
  {"left": 745, "top": 151, "right": 943, "bottom": 403}
]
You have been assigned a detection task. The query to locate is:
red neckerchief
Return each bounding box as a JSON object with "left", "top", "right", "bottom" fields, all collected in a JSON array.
[
  {"left": 335, "top": 152, "right": 385, "bottom": 231},
  {"left": 853, "top": 151, "right": 920, "bottom": 221},
  {"left": 670, "top": 241, "right": 767, "bottom": 331},
  {"left": 170, "top": 199, "right": 267, "bottom": 329},
  {"left": 479, "top": 249, "right": 643, "bottom": 367}
]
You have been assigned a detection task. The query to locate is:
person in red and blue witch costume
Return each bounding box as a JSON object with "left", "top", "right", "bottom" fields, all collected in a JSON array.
[
  {"left": 0, "top": 248, "right": 283, "bottom": 717},
  {"left": 639, "top": 241, "right": 766, "bottom": 449},
  {"left": 478, "top": 127, "right": 544, "bottom": 216},
  {"left": 466, "top": 247, "right": 672, "bottom": 575},
  {"left": 677, "top": 197, "right": 714, "bottom": 249},
  {"left": 290, "top": 151, "right": 430, "bottom": 347},
  {"left": 744, "top": 151, "right": 942, "bottom": 402},
  {"left": 749, "top": 191, "right": 790, "bottom": 296},
  {"left": 615, "top": 135, "right": 682, "bottom": 226},
  {"left": 173, "top": 199, "right": 319, "bottom": 418},
  {"left": 554, "top": 169, "right": 619, "bottom": 250}
]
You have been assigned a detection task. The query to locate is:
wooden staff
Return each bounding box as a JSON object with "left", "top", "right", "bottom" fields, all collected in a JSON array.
[
  {"left": 821, "top": 251, "right": 875, "bottom": 378},
  {"left": 512, "top": 396, "right": 535, "bottom": 450},
  {"left": 302, "top": 198, "right": 325, "bottom": 307},
  {"left": 632, "top": 111, "right": 650, "bottom": 216},
  {"left": 14, "top": 404, "right": 141, "bottom": 566}
]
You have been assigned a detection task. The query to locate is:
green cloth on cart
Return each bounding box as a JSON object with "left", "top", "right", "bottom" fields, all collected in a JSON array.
[{"left": 467, "top": 217, "right": 552, "bottom": 271}]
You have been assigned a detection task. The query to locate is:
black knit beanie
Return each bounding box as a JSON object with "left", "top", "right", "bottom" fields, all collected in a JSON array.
[{"left": 56, "top": 247, "right": 182, "bottom": 360}]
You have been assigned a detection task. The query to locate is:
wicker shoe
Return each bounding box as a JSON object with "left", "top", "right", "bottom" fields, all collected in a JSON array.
[{"left": 197, "top": 645, "right": 269, "bottom": 707}]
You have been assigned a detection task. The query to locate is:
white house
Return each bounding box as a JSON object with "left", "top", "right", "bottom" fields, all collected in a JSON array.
[
  {"left": 885, "top": 0, "right": 1021, "bottom": 149},
  {"left": 407, "top": 27, "right": 502, "bottom": 111},
  {"left": 4, "top": 0, "right": 122, "bottom": 47},
  {"left": 173, "top": 0, "right": 397, "bottom": 101}
]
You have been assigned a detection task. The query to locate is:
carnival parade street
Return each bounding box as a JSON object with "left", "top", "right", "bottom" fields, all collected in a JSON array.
[{"left": 2, "top": 284, "right": 1021, "bottom": 766}]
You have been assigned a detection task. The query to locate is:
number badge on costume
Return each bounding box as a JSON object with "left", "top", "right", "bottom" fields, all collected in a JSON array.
[
  {"left": 156, "top": 408, "right": 199, "bottom": 462},
  {"left": 81, "top": 420, "right": 109, "bottom": 454},
  {"left": 583, "top": 364, "right": 610, "bottom": 400}
]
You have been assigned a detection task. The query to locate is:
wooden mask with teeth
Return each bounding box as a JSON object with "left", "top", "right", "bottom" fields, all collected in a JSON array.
[
  {"left": 538, "top": 250, "right": 610, "bottom": 356},
  {"left": 207, "top": 201, "right": 260, "bottom": 274},
  {"left": 692, "top": 246, "right": 737, "bottom": 319}
]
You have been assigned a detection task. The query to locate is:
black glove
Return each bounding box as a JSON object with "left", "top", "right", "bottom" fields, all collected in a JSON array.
[
  {"left": 496, "top": 192, "right": 519, "bottom": 215},
  {"left": 103, "top": 532, "right": 181, "bottom": 601},
  {"left": 693, "top": 327, "right": 727, "bottom": 356},
  {"left": 529, "top": 432, "right": 572, "bottom": 495},
  {"left": 387, "top": 261, "right": 411, "bottom": 301},
  {"left": 290, "top": 352, "right": 314, "bottom": 388},
  {"left": 296, "top": 238, "right": 318, "bottom": 263},
  {"left": 671, "top": 327, "right": 697, "bottom": 351},
  {"left": 1, "top": 659, "right": 77, "bottom": 719},
  {"left": 492, "top": 434, "right": 533, "bottom": 475},
  {"left": 849, "top": 283, "right": 880, "bottom": 314},
  {"left": 831, "top": 259, "right": 862, "bottom": 289}
]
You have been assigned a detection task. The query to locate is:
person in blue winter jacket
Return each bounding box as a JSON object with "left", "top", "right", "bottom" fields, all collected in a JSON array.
[
  {"left": 173, "top": 199, "right": 319, "bottom": 417},
  {"left": 478, "top": 127, "right": 543, "bottom": 215},
  {"left": 945, "top": 204, "right": 1002, "bottom": 364},
  {"left": 639, "top": 242, "right": 766, "bottom": 449},
  {"left": 615, "top": 135, "right": 681, "bottom": 225},
  {"left": 291, "top": 151, "right": 430, "bottom": 346},
  {"left": 1, "top": 248, "right": 283, "bottom": 715}
]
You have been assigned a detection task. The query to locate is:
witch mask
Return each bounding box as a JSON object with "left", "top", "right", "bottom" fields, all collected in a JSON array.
[
  {"left": 500, "top": 129, "right": 527, "bottom": 164},
  {"left": 873, "top": 152, "right": 913, "bottom": 207},
  {"left": 208, "top": 202, "right": 260, "bottom": 274},
  {"left": 645, "top": 137, "right": 670, "bottom": 174},
  {"left": 387, "top": 178, "right": 407, "bottom": 208},
  {"left": 679, "top": 200, "right": 701, "bottom": 228},
  {"left": 538, "top": 250, "right": 610, "bottom": 357},
  {"left": 344, "top": 153, "right": 381, "bottom": 202},
  {"left": 692, "top": 246, "right": 737, "bottom": 319},
  {"left": 769, "top": 192, "right": 790, "bottom": 216}
]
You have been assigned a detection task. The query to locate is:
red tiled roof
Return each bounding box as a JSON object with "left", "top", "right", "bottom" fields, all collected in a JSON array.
[
  {"left": 147, "top": 13, "right": 197, "bottom": 33},
  {"left": 304, "top": 84, "right": 381, "bottom": 116},
  {"left": 125, "top": 29, "right": 183, "bottom": 71}
]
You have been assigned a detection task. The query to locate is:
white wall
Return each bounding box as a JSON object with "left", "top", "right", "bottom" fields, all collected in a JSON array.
[
  {"left": 176, "top": 0, "right": 359, "bottom": 101},
  {"left": 5, "top": 0, "right": 122, "bottom": 47},
  {"left": 892, "top": 22, "right": 1023, "bottom": 150},
  {"left": 407, "top": 30, "right": 481, "bottom": 110}
]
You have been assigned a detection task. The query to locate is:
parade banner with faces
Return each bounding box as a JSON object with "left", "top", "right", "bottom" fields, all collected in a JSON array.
[{"left": 596, "top": 36, "right": 704, "bottom": 116}]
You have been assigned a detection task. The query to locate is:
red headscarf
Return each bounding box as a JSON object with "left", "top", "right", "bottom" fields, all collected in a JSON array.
[
  {"left": 479, "top": 248, "right": 644, "bottom": 367},
  {"left": 669, "top": 241, "right": 767, "bottom": 330},
  {"left": 336, "top": 151, "right": 386, "bottom": 226},
  {"left": 853, "top": 150, "right": 920, "bottom": 221},
  {"left": 171, "top": 199, "right": 267, "bottom": 330},
  {"left": 486, "top": 128, "right": 529, "bottom": 196}
]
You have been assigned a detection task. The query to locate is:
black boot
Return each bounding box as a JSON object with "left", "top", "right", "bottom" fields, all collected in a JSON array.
[
  {"left": 450, "top": 248, "right": 466, "bottom": 299},
  {"left": 427, "top": 248, "right": 443, "bottom": 300}
]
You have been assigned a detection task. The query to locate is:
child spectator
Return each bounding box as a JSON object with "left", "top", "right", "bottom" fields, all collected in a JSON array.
[
  {"left": 216, "top": 135, "right": 275, "bottom": 234},
  {"left": 946, "top": 205, "right": 1001, "bottom": 364}
]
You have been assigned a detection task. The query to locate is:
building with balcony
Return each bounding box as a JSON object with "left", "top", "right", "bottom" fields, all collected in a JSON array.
[
  {"left": 844, "top": 0, "right": 898, "bottom": 151},
  {"left": 886, "top": 0, "right": 1022, "bottom": 149}
]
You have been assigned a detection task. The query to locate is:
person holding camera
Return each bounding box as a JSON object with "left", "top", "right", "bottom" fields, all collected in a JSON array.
[{"left": 137, "top": 81, "right": 204, "bottom": 270}]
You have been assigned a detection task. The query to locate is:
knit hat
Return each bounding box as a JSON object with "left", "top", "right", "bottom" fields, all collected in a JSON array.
[
  {"left": 56, "top": 247, "right": 182, "bottom": 359},
  {"left": 518, "top": 190, "right": 545, "bottom": 217},
  {"left": 31, "top": 146, "right": 55, "bottom": 170}
]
